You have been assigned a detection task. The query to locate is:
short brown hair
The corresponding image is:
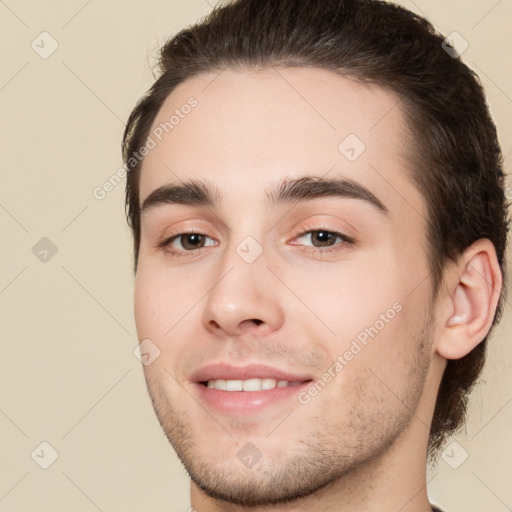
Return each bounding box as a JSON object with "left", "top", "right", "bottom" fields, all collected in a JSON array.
[{"left": 122, "top": 0, "right": 508, "bottom": 457}]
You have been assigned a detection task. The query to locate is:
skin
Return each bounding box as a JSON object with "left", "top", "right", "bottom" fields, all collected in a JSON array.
[{"left": 133, "top": 67, "right": 501, "bottom": 511}]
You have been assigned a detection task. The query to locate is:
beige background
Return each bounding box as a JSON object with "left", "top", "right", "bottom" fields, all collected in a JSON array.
[{"left": 0, "top": 1, "right": 510, "bottom": 511}]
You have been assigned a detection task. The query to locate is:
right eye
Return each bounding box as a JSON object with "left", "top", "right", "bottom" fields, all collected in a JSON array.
[{"left": 159, "top": 232, "right": 218, "bottom": 256}]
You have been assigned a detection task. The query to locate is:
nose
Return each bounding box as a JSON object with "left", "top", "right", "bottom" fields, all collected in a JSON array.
[{"left": 201, "top": 246, "right": 285, "bottom": 338}]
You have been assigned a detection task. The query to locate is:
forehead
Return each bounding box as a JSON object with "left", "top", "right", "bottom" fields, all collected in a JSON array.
[{"left": 138, "top": 66, "right": 424, "bottom": 221}]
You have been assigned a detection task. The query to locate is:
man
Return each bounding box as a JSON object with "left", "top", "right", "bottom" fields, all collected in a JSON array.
[{"left": 122, "top": 0, "right": 508, "bottom": 510}]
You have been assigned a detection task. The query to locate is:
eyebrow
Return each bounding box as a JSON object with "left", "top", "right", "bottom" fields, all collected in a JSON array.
[{"left": 140, "top": 176, "right": 388, "bottom": 216}]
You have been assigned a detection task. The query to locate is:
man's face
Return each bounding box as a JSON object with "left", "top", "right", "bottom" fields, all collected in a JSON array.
[{"left": 134, "top": 68, "right": 438, "bottom": 506}]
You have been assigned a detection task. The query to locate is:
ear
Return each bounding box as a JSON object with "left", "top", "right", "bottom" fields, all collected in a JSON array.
[{"left": 436, "top": 239, "right": 503, "bottom": 360}]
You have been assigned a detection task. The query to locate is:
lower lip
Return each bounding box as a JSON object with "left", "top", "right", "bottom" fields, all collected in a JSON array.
[{"left": 192, "top": 381, "right": 312, "bottom": 415}]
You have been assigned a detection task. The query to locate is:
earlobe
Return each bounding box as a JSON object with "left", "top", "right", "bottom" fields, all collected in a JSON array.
[{"left": 436, "top": 240, "right": 502, "bottom": 360}]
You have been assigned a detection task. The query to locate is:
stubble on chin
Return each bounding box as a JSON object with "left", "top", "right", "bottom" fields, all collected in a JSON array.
[{"left": 142, "top": 309, "right": 434, "bottom": 507}]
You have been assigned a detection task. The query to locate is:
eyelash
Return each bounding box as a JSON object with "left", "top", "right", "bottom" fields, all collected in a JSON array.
[{"left": 157, "top": 226, "right": 355, "bottom": 257}]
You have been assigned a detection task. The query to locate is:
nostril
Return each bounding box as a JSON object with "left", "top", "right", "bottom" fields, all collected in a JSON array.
[{"left": 251, "top": 319, "right": 263, "bottom": 325}]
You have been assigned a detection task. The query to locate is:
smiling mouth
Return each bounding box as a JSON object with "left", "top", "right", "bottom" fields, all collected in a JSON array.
[{"left": 200, "top": 378, "right": 312, "bottom": 392}]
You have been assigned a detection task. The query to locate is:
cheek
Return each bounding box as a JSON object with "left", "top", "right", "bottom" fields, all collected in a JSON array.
[
  {"left": 134, "top": 263, "right": 174, "bottom": 339},
  {"left": 291, "top": 258, "right": 426, "bottom": 372},
  {"left": 287, "top": 259, "right": 402, "bottom": 336},
  {"left": 134, "top": 260, "right": 206, "bottom": 348}
]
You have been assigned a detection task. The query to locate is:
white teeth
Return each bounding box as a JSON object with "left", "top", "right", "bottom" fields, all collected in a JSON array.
[
  {"left": 208, "top": 379, "right": 225, "bottom": 390},
  {"left": 261, "top": 378, "right": 277, "bottom": 390},
  {"left": 205, "top": 378, "right": 302, "bottom": 391},
  {"left": 225, "top": 380, "right": 243, "bottom": 391},
  {"left": 243, "top": 378, "right": 263, "bottom": 391}
]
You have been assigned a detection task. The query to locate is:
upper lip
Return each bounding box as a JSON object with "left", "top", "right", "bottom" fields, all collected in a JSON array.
[{"left": 190, "top": 363, "right": 314, "bottom": 383}]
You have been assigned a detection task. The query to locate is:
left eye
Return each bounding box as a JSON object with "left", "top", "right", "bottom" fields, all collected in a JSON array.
[{"left": 295, "top": 230, "right": 350, "bottom": 248}]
